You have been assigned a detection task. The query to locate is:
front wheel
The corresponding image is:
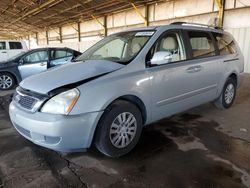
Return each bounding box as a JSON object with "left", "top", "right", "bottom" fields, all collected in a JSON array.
[
  {"left": 94, "top": 100, "right": 143, "bottom": 157},
  {"left": 0, "top": 73, "right": 15, "bottom": 90},
  {"left": 214, "top": 77, "right": 237, "bottom": 109}
]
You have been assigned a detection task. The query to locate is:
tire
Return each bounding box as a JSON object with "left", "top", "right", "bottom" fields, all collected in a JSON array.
[
  {"left": 214, "top": 77, "right": 237, "bottom": 109},
  {"left": 0, "top": 73, "right": 15, "bottom": 90},
  {"left": 95, "top": 100, "right": 143, "bottom": 157}
]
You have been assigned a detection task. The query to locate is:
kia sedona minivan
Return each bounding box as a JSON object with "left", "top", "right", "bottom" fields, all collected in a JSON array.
[{"left": 9, "top": 22, "right": 244, "bottom": 157}]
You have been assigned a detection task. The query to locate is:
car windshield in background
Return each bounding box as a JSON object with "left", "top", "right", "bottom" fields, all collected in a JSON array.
[{"left": 75, "top": 30, "right": 155, "bottom": 65}]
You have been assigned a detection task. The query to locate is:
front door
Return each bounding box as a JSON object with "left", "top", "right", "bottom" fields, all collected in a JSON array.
[
  {"left": 148, "top": 30, "right": 197, "bottom": 121},
  {"left": 18, "top": 50, "right": 48, "bottom": 79}
]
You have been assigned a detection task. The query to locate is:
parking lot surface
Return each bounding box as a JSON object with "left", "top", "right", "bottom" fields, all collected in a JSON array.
[{"left": 0, "top": 75, "right": 250, "bottom": 188}]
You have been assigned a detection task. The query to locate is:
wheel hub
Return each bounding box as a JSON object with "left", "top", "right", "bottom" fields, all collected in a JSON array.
[
  {"left": 120, "top": 126, "right": 127, "bottom": 133},
  {"left": 0, "top": 75, "right": 12, "bottom": 89},
  {"left": 224, "top": 83, "right": 235, "bottom": 104},
  {"left": 109, "top": 112, "right": 137, "bottom": 148}
]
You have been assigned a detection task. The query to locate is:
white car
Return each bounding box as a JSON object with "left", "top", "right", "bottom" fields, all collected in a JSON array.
[{"left": 0, "top": 41, "right": 28, "bottom": 62}]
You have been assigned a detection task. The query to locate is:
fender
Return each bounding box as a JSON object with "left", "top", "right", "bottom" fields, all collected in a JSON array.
[{"left": 0, "top": 66, "right": 22, "bottom": 84}]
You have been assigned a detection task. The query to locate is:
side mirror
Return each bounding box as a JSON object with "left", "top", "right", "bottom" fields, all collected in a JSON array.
[
  {"left": 150, "top": 51, "right": 172, "bottom": 65},
  {"left": 19, "top": 59, "right": 24, "bottom": 65}
]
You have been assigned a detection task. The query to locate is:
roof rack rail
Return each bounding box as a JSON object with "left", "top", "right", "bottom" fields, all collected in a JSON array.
[{"left": 171, "top": 22, "right": 223, "bottom": 30}]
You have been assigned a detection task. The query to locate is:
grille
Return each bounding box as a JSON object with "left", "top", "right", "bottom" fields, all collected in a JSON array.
[
  {"left": 18, "top": 95, "right": 38, "bottom": 110},
  {"left": 14, "top": 87, "right": 47, "bottom": 112}
]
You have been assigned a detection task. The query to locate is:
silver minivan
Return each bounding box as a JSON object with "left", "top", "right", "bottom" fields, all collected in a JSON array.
[{"left": 9, "top": 23, "right": 244, "bottom": 157}]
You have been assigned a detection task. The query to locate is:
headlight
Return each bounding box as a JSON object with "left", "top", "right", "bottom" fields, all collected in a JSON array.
[{"left": 41, "top": 88, "right": 80, "bottom": 115}]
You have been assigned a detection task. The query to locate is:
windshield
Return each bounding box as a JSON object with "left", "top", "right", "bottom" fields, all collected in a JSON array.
[{"left": 75, "top": 30, "right": 155, "bottom": 64}]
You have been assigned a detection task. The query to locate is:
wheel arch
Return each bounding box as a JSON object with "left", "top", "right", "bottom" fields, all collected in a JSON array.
[
  {"left": 228, "top": 72, "right": 238, "bottom": 86},
  {"left": 92, "top": 94, "right": 148, "bottom": 142},
  {"left": 114, "top": 95, "right": 147, "bottom": 125},
  {"left": 92, "top": 95, "right": 146, "bottom": 157}
]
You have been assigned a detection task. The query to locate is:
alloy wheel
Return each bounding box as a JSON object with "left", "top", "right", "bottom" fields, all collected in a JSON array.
[
  {"left": 224, "top": 83, "right": 235, "bottom": 104},
  {"left": 0, "top": 75, "right": 13, "bottom": 89}
]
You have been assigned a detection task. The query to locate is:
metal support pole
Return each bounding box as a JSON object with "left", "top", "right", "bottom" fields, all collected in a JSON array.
[
  {"left": 46, "top": 30, "right": 49, "bottom": 45},
  {"left": 28, "top": 35, "right": 30, "bottom": 49},
  {"left": 145, "top": 4, "right": 149, "bottom": 26},
  {"left": 91, "top": 15, "right": 107, "bottom": 37},
  {"left": 131, "top": 3, "right": 148, "bottom": 26},
  {"left": 216, "top": 0, "right": 226, "bottom": 27},
  {"left": 77, "top": 22, "right": 81, "bottom": 42},
  {"left": 35, "top": 32, "right": 39, "bottom": 46},
  {"left": 59, "top": 27, "right": 62, "bottom": 43},
  {"left": 91, "top": 15, "right": 104, "bottom": 27},
  {"left": 104, "top": 15, "right": 107, "bottom": 36}
]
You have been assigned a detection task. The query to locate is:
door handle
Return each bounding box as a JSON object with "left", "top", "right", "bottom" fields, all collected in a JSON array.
[
  {"left": 1, "top": 51, "right": 7, "bottom": 53},
  {"left": 186, "top": 65, "right": 202, "bottom": 73},
  {"left": 40, "top": 62, "right": 47, "bottom": 66}
]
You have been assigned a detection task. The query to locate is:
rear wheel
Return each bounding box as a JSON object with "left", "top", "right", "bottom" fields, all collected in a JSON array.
[
  {"left": 95, "top": 100, "right": 143, "bottom": 157},
  {"left": 0, "top": 73, "right": 15, "bottom": 90},
  {"left": 214, "top": 77, "right": 237, "bottom": 109}
]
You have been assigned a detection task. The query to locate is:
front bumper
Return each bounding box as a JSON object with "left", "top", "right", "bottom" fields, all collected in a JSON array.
[{"left": 9, "top": 101, "right": 103, "bottom": 152}]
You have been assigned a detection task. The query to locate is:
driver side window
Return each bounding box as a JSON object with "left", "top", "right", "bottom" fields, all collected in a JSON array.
[
  {"left": 151, "top": 32, "right": 186, "bottom": 65},
  {"left": 23, "top": 51, "right": 48, "bottom": 63}
]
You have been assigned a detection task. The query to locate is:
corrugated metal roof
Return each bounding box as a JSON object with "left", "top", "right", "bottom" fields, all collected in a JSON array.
[{"left": 0, "top": 0, "right": 163, "bottom": 39}]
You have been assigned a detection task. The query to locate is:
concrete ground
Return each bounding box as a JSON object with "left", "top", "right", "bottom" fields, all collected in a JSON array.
[{"left": 0, "top": 75, "right": 250, "bottom": 188}]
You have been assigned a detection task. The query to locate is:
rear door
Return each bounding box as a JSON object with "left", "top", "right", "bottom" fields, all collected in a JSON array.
[
  {"left": 184, "top": 30, "right": 223, "bottom": 101},
  {"left": 49, "top": 49, "right": 74, "bottom": 67},
  {"left": 18, "top": 50, "right": 49, "bottom": 79},
  {"left": 0, "top": 42, "right": 8, "bottom": 61},
  {"left": 8, "top": 41, "right": 26, "bottom": 59}
]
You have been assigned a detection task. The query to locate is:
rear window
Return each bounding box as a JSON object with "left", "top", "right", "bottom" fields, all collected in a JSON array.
[
  {"left": 188, "top": 31, "right": 216, "bottom": 58},
  {"left": 213, "top": 33, "right": 237, "bottom": 55},
  {"left": 67, "top": 51, "right": 73, "bottom": 57},
  {"left": 0, "top": 42, "right": 6, "bottom": 50},
  {"left": 51, "top": 49, "right": 72, "bottom": 60},
  {"left": 9, "top": 42, "right": 22, "bottom": 50},
  {"left": 54, "top": 50, "right": 67, "bottom": 59}
]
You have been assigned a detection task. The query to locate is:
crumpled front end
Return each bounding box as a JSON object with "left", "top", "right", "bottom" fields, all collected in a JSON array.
[{"left": 9, "top": 87, "right": 103, "bottom": 152}]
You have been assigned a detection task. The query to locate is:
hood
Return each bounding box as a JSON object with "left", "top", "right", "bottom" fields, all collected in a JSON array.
[
  {"left": 0, "top": 61, "right": 18, "bottom": 68},
  {"left": 20, "top": 60, "right": 125, "bottom": 94}
]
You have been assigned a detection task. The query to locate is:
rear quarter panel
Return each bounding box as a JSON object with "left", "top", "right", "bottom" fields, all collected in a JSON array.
[{"left": 216, "top": 53, "right": 244, "bottom": 97}]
